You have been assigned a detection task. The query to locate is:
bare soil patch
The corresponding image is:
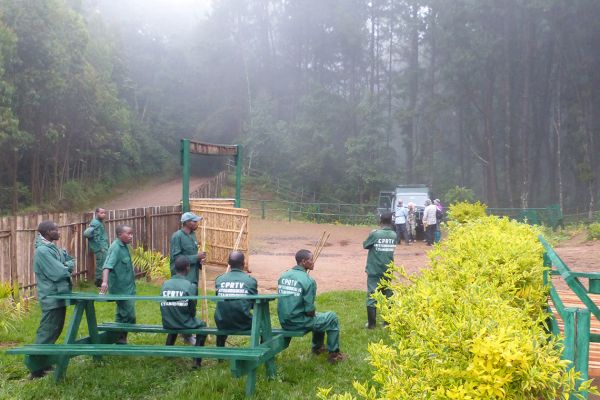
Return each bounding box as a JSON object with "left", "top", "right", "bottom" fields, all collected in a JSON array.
[{"left": 203, "top": 218, "right": 432, "bottom": 293}]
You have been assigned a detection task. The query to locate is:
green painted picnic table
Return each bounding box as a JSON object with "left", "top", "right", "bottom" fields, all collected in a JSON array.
[{"left": 7, "top": 292, "right": 292, "bottom": 396}]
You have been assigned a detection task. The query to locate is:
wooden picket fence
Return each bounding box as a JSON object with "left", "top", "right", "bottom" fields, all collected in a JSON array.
[{"left": 0, "top": 172, "right": 239, "bottom": 297}]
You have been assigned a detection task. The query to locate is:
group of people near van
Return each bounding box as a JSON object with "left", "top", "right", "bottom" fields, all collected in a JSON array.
[{"left": 393, "top": 198, "right": 444, "bottom": 246}]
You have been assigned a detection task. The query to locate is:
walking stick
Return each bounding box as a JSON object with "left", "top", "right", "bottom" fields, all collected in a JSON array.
[{"left": 201, "top": 219, "right": 209, "bottom": 325}]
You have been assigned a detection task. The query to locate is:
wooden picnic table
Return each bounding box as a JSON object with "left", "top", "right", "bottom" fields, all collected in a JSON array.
[{"left": 7, "top": 292, "right": 293, "bottom": 396}]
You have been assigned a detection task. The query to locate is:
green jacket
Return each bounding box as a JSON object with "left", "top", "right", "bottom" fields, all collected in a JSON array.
[
  {"left": 277, "top": 265, "right": 316, "bottom": 330},
  {"left": 214, "top": 268, "right": 257, "bottom": 330},
  {"left": 33, "top": 234, "right": 75, "bottom": 311},
  {"left": 363, "top": 227, "right": 396, "bottom": 276},
  {"left": 169, "top": 229, "right": 201, "bottom": 284},
  {"left": 160, "top": 275, "right": 203, "bottom": 330},
  {"left": 87, "top": 218, "right": 109, "bottom": 254},
  {"left": 103, "top": 239, "right": 136, "bottom": 295}
]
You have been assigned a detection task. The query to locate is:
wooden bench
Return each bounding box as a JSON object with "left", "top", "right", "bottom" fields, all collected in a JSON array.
[
  {"left": 5, "top": 292, "right": 291, "bottom": 396},
  {"left": 96, "top": 322, "right": 308, "bottom": 347}
]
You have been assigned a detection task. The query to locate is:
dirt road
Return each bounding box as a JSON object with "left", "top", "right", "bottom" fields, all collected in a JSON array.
[{"left": 102, "top": 176, "right": 209, "bottom": 209}]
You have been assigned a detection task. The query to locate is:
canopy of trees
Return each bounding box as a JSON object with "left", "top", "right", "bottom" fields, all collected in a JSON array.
[{"left": 1, "top": 0, "right": 600, "bottom": 212}]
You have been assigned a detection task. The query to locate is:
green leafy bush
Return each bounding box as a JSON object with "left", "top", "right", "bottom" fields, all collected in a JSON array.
[
  {"left": 446, "top": 201, "right": 487, "bottom": 224},
  {"left": 131, "top": 247, "right": 170, "bottom": 281},
  {"left": 320, "top": 216, "right": 596, "bottom": 399},
  {"left": 0, "top": 282, "right": 27, "bottom": 333},
  {"left": 587, "top": 223, "right": 600, "bottom": 240}
]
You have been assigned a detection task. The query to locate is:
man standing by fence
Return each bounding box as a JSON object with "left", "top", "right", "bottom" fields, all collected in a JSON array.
[
  {"left": 26, "top": 221, "right": 75, "bottom": 379},
  {"left": 99, "top": 225, "right": 136, "bottom": 344},
  {"left": 169, "top": 212, "right": 206, "bottom": 345},
  {"left": 84, "top": 207, "right": 109, "bottom": 288}
]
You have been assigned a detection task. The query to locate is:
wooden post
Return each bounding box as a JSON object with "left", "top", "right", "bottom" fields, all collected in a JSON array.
[
  {"left": 575, "top": 308, "right": 590, "bottom": 398},
  {"left": 9, "top": 216, "right": 18, "bottom": 296},
  {"left": 145, "top": 207, "right": 153, "bottom": 251}
]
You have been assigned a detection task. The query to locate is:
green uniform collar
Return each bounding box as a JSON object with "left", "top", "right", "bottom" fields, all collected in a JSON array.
[{"left": 292, "top": 265, "right": 307, "bottom": 272}]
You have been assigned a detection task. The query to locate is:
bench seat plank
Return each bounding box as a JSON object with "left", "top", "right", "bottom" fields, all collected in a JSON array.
[
  {"left": 7, "top": 344, "right": 267, "bottom": 360},
  {"left": 97, "top": 322, "right": 309, "bottom": 337}
]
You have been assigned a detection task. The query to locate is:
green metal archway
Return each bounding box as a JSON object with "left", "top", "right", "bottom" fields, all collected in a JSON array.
[{"left": 181, "top": 139, "right": 242, "bottom": 212}]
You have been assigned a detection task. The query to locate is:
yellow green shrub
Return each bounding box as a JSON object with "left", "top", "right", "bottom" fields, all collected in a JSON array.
[
  {"left": 446, "top": 201, "right": 487, "bottom": 224},
  {"left": 131, "top": 247, "right": 170, "bottom": 281},
  {"left": 588, "top": 223, "right": 600, "bottom": 240},
  {"left": 320, "top": 216, "right": 595, "bottom": 399},
  {"left": 0, "top": 282, "right": 28, "bottom": 333}
]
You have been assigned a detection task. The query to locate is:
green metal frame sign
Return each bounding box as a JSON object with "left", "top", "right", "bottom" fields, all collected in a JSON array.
[{"left": 181, "top": 139, "right": 242, "bottom": 211}]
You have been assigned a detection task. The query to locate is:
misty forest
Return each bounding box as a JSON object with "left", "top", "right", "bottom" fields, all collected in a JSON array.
[{"left": 1, "top": 0, "right": 600, "bottom": 213}]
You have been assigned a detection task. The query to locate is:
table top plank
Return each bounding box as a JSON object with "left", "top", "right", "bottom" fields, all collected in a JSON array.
[{"left": 48, "top": 292, "right": 287, "bottom": 302}]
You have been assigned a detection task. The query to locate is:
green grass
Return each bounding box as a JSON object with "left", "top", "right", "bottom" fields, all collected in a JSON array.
[{"left": 0, "top": 281, "right": 382, "bottom": 399}]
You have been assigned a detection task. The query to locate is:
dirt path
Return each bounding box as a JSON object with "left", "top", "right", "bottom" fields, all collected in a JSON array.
[
  {"left": 102, "top": 176, "right": 209, "bottom": 209},
  {"left": 202, "top": 218, "right": 432, "bottom": 293},
  {"left": 201, "top": 219, "right": 600, "bottom": 294}
]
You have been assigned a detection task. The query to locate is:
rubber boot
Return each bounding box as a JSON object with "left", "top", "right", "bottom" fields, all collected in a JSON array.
[
  {"left": 165, "top": 333, "right": 178, "bottom": 346},
  {"left": 366, "top": 307, "right": 377, "bottom": 329},
  {"left": 116, "top": 333, "right": 128, "bottom": 344},
  {"left": 192, "top": 335, "right": 207, "bottom": 369}
]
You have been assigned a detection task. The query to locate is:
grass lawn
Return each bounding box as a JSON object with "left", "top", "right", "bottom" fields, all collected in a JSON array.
[{"left": 0, "top": 282, "right": 384, "bottom": 399}]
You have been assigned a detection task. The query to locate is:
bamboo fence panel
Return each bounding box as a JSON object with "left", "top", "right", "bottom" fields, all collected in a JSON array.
[{"left": 189, "top": 203, "right": 249, "bottom": 268}]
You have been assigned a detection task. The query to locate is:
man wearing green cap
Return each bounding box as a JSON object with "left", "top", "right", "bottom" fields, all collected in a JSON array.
[
  {"left": 169, "top": 212, "right": 206, "bottom": 345},
  {"left": 25, "top": 221, "right": 75, "bottom": 379},
  {"left": 100, "top": 225, "right": 136, "bottom": 344},
  {"left": 277, "top": 249, "right": 346, "bottom": 364},
  {"left": 363, "top": 211, "right": 396, "bottom": 329},
  {"left": 214, "top": 251, "right": 257, "bottom": 348},
  {"left": 161, "top": 256, "right": 207, "bottom": 368},
  {"left": 84, "top": 207, "right": 109, "bottom": 287}
]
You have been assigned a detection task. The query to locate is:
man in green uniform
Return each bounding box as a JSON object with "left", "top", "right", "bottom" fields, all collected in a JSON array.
[
  {"left": 161, "top": 256, "right": 207, "bottom": 368},
  {"left": 169, "top": 212, "right": 206, "bottom": 285},
  {"left": 277, "top": 249, "right": 346, "bottom": 364},
  {"left": 214, "top": 251, "right": 257, "bottom": 348},
  {"left": 25, "top": 221, "right": 75, "bottom": 379},
  {"left": 100, "top": 225, "right": 136, "bottom": 344},
  {"left": 170, "top": 212, "right": 206, "bottom": 345},
  {"left": 363, "top": 211, "right": 397, "bottom": 329},
  {"left": 84, "top": 207, "right": 109, "bottom": 287}
]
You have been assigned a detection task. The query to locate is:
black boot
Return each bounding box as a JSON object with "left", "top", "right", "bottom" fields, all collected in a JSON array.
[
  {"left": 365, "top": 307, "right": 377, "bottom": 329},
  {"left": 192, "top": 335, "right": 207, "bottom": 369},
  {"left": 116, "top": 333, "right": 128, "bottom": 344},
  {"left": 165, "top": 333, "right": 178, "bottom": 346}
]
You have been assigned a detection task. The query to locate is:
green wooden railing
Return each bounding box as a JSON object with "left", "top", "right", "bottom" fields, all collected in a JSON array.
[{"left": 540, "top": 235, "right": 600, "bottom": 399}]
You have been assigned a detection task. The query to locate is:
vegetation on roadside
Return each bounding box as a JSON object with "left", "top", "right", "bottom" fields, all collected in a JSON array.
[
  {"left": 446, "top": 201, "right": 487, "bottom": 224},
  {"left": 320, "top": 216, "right": 597, "bottom": 399}
]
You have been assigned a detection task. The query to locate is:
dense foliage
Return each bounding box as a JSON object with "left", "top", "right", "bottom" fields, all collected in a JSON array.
[
  {"left": 446, "top": 201, "right": 487, "bottom": 224},
  {"left": 2, "top": 0, "right": 600, "bottom": 210},
  {"left": 320, "top": 216, "right": 595, "bottom": 399},
  {"left": 0, "top": 0, "right": 171, "bottom": 213}
]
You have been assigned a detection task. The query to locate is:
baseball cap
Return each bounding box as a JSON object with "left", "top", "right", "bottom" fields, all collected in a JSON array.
[{"left": 181, "top": 212, "right": 202, "bottom": 223}]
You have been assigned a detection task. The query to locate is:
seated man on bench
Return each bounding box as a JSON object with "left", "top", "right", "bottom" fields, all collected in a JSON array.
[
  {"left": 277, "top": 249, "right": 346, "bottom": 364},
  {"left": 214, "top": 251, "right": 257, "bottom": 347},
  {"left": 160, "top": 256, "right": 207, "bottom": 368}
]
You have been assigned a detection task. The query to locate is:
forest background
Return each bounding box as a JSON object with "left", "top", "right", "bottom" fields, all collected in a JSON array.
[{"left": 1, "top": 0, "right": 599, "bottom": 214}]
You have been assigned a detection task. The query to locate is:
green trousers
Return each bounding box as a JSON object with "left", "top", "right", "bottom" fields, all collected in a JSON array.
[
  {"left": 24, "top": 307, "right": 66, "bottom": 373},
  {"left": 94, "top": 250, "right": 107, "bottom": 281},
  {"left": 310, "top": 311, "right": 340, "bottom": 353},
  {"left": 115, "top": 300, "right": 136, "bottom": 324},
  {"left": 366, "top": 274, "right": 393, "bottom": 307}
]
